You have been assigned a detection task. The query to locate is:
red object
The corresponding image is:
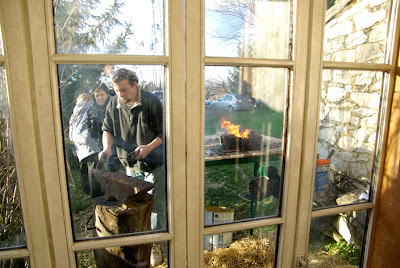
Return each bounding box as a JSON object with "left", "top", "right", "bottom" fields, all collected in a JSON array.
[{"left": 316, "top": 159, "right": 330, "bottom": 165}]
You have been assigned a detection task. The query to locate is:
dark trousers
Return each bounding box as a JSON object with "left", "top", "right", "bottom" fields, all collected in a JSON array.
[{"left": 80, "top": 153, "right": 102, "bottom": 197}]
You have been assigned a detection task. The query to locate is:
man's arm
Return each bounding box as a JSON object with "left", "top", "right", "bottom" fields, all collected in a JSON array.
[
  {"left": 98, "top": 131, "right": 114, "bottom": 161},
  {"left": 135, "top": 136, "right": 163, "bottom": 159}
]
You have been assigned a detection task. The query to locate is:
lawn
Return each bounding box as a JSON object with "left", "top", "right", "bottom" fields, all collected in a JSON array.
[{"left": 204, "top": 107, "right": 285, "bottom": 223}]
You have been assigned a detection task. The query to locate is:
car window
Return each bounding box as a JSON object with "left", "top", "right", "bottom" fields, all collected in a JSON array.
[
  {"left": 236, "top": 95, "right": 249, "bottom": 100},
  {"left": 226, "top": 95, "right": 232, "bottom": 101}
]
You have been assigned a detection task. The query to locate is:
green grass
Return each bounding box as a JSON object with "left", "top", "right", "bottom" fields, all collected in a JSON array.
[
  {"left": 204, "top": 161, "right": 282, "bottom": 221},
  {"left": 204, "top": 107, "right": 284, "bottom": 222},
  {"left": 67, "top": 165, "right": 93, "bottom": 214},
  {"left": 324, "top": 241, "right": 361, "bottom": 265}
]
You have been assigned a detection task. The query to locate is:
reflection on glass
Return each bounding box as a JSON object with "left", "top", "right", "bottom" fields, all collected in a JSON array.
[
  {"left": 0, "top": 26, "right": 3, "bottom": 55},
  {"left": 204, "top": 66, "right": 287, "bottom": 223},
  {"left": 314, "top": 70, "right": 381, "bottom": 209},
  {"left": 308, "top": 210, "right": 368, "bottom": 267},
  {"left": 324, "top": 0, "right": 391, "bottom": 63},
  {"left": 0, "top": 258, "right": 29, "bottom": 268},
  {"left": 205, "top": 0, "right": 291, "bottom": 59},
  {"left": 53, "top": 0, "right": 164, "bottom": 55},
  {"left": 59, "top": 65, "right": 166, "bottom": 240},
  {"left": 76, "top": 242, "right": 168, "bottom": 267},
  {"left": 204, "top": 225, "right": 277, "bottom": 267},
  {"left": 0, "top": 67, "right": 26, "bottom": 248}
]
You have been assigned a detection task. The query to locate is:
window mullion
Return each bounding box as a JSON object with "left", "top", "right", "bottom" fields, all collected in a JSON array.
[
  {"left": 285, "top": 0, "right": 326, "bottom": 266},
  {"left": 186, "top": 0, "right": 203, "bottom": 266},
  {"left": 1, "top": 0, "right": 55, "bottom": 266}
]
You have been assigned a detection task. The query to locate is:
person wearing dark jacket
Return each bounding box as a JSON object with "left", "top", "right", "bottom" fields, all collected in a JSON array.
[
  {"left": 87, "top": 84, "right": 121, "bottom": 173},
  {"left": 98, "top": 68, "right": 165, "bottom": 231}
]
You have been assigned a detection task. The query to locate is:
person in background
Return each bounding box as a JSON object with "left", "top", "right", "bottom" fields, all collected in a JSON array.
[
  {"left": 87, "top": 83, "right": 121, "bottom": 172},
  {"left": 98, "top": 68, "right": 165, "bottom": 231},
  {"left": 69, "top": 93, "right": 100, "bottom": 196}
]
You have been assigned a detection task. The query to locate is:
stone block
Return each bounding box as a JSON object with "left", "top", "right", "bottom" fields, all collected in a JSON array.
[
  {"left": 331, "top": 155, "right": 350, "bottom": 172},
  {"left": 333, "top": 49, "right": 357, "bottom": 62},
  {"left": 319, "top": 127, "right": 337, "bottom": 144},
  {"left": 369, "top": 22, "right": 389, "bottom": 42},
  {"left": 336, "top": 151, "right": 356, "bottom": 162},
  {"left": 325, "top": 20, "right": 354, "bottom": 39},
  {"left": 360, "top": 142, "right": 375, "bottom": 153},
  {"left": 345, "top": 31, "right": 367, "bottom": 48},
  {"left": 354, "top": 128, "right": 368, "bottom": 142},
  {"left": 368, "top": 132, "right": 377, "bottom": 143},
  {"left": 334, "top": 215, "right": 352, "bottom": 243},
  {"left": 338, "top": 1, "right": 365, "bottom": 23},
  {"left": 353, "top": 107, "right": 377, "bottom": 117},
  {"left": 336, "top": 189, "right": 366, "bottom": 205},
  {"left": 350, "top": 162, "right": 369, "bottom": 178},
  {"left": 354, "top": 71, "right": 375, "bottom": 86},
  {"left": 356, "top": 43, "right": 384, "bottom": 62},
  {"left": 350, "top": 92, "right": 380, "bottom": 109},
  {"left": 327, "top": 86, "right": 347, "bottom": 102},
  {"left": 370, "top": 0, "right": 389, "bottom": 8},
  {"left": 354, "top": 9, "right": 386, "bottom": 31},
  {"left": 319, "top": 103, "right": 330, "bottom": 121},
  {"left": 338, "top": 136, "right": 358, "bottom": 151},
  {"left": 360, "top": 116, "right": 379, "bottom": 128}
]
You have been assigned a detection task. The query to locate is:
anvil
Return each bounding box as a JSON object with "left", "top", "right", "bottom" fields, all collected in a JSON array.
[{"left": 92, "top": 169, "right": 155, "bottom": 206}]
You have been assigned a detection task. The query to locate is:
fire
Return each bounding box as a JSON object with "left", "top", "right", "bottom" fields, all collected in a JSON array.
[{"left": 220, "top": 117, "right": 251, "bottom": 139}]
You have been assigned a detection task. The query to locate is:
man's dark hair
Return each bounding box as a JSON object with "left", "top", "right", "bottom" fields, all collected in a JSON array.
[{"left": 112, "top": 68, "right": 139, "bottom": 86}]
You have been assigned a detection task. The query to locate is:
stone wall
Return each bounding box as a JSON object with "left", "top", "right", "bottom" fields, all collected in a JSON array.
[{"left": 318, "top": 0, "right": 390, "bottom": 183}]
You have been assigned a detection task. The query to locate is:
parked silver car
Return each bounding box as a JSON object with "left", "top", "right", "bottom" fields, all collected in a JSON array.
[{"left": 212, "top": 94, "right": 254, "bottom": 111}]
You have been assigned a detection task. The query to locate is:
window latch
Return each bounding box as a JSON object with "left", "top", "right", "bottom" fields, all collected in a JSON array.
[{"left": 297, "top": 255, "right": 308, "bottom": 267}]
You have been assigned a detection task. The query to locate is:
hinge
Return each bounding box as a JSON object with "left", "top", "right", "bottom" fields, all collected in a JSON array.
[{"left": 296, "top": 255, "right": 307, "bottom": 267}]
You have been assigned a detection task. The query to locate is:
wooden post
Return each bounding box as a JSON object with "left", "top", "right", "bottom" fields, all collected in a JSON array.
[{"left": 93, "top": 194, "right": 155, "bottom": 268}]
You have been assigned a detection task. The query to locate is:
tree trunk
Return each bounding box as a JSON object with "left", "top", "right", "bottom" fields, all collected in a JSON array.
[{"left": 93, "top": 195, "right": 155, "bottom": 268}]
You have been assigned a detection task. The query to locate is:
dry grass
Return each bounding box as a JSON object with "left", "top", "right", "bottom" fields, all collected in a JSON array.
[
  {"left": 308, "top": 251, "right": 355, "bottom": 268},
  {"left": 0, "top": 117, "right": 25, "bottom": 248},
  {"left": 203, "top": 236, "right": 275, "bottom": 268}
]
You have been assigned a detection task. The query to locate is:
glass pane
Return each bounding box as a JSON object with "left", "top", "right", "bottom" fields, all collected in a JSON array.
[
  {"left": 0, "top": 258, "right": 29, "bottom": 268},
  {"left": 0, "top": 26, "right": 3, "bottom": 55},
  {"left": 308, "top": 210, "right": 368, "bottom": 267},
  {"left": 53, "top": 0, "right": 164, "bottom": 55},
  {"left": 59, "top": 65, "right": 166, "bottom": 240},
  {"left": 204, "top": 66, "right": 286, "bottom": 223},
  {"left": 0, "top": 67, "right": 26, "bottom": 248},
  {"left": 314, "top": 70, "right": 381, "bottom": 209},
  {"left": 204, "top": 225, "right": 278, "bottom": 267},
  {"left": 76, "top": 241, "right": 168, "bottom": 267},
  {"left": 324, "top": 0, "right": 391, "bottom": 63},
  {"left": 205, "top": 0, "right": 291, "bottom": 59}
]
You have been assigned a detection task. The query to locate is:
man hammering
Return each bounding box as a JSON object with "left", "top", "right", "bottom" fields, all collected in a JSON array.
[{"left": 98, "top": 68, "right": 166, "bottom": 231}]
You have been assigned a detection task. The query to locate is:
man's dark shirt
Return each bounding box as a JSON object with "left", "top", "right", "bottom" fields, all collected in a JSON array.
[{"left": 102, "top": 90, "right": 164, "bottom": 172}]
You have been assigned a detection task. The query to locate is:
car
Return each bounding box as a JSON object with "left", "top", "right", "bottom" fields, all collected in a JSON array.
[
  {"left": 205, "top": 99, "right": 211, "bottom": 108},
  {"left": 212, "top": 94, "right": 254, "bottom": 112}
]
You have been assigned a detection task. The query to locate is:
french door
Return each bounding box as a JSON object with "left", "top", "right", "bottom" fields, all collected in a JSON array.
[{"left": 0, "top": 0, "right": 398, "bottom": 267}]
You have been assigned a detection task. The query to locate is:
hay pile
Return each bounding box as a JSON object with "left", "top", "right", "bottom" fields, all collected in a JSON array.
[
  {"left": 203, "top": 236, "right": 275, "bottom": 267},
  {"left": 308, "top": 251, "right": 355, "bottom": 268}
]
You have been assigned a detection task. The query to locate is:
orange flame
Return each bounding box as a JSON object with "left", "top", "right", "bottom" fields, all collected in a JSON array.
[{"left": 220, "top": 117, "right": 251, "bottom": 139}]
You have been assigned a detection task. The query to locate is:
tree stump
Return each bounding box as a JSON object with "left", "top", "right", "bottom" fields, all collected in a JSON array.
[{"left": 93, "top": 194, "right": 155, "bottom": 268}]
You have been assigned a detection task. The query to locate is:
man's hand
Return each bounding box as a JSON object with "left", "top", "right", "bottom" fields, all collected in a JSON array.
[
  {"left": 135, "top": 144, "right": 152, "bottom": 159},
  {"left": 98, "top": 148, "right": 112, "bottom": 162},
  {"left": 100, "top": 131, "right": 114, "bottom": 162},
  {"left": 135, "top": 137, "right": 163, "bottom": 160}
]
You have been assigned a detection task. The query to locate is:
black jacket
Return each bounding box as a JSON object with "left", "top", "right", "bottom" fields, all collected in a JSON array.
[{"left": 102, "top": 90, "right": 164, "bottom": 172}]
